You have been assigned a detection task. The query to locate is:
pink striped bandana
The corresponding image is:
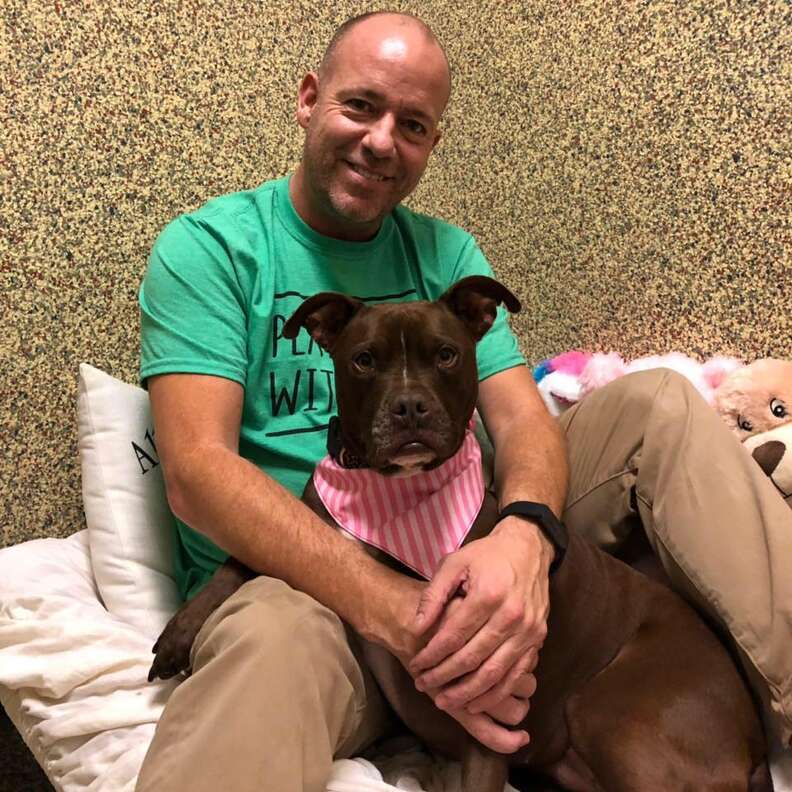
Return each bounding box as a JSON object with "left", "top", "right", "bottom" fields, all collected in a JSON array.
[{"left": 313, "top": 430, "right": 484, "bottom": 580}]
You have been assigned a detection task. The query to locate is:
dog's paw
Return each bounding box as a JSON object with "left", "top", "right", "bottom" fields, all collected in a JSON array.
[{"left": 147, "top": 612, "right": 200, "bottom": 682}]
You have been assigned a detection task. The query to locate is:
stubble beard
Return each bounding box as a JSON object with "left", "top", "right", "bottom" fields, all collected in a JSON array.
[
  {"left": 326, "top": 163, "right": 395, "bottom": 226},
  {"left": 303, "top": 139, "right": 398, "bottom": 229}
]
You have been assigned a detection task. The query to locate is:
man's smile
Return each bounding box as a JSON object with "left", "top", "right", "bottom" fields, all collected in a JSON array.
[{"left": 345, "top": 160, "right": 394, "bottom": 183}]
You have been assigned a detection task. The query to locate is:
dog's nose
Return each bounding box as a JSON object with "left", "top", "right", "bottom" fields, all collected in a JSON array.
[{"left": 391, "top": 394, "right": 429, "bottom": 425}]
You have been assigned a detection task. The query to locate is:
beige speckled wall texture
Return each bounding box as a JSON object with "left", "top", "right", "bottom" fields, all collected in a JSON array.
[{"left": 2, "top": 1, "right": 790, "bottom": 545}]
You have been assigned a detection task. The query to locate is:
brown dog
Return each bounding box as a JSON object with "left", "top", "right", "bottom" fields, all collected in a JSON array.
[{"left": 149, "top": 276, "right": 769, "bottom": 791}]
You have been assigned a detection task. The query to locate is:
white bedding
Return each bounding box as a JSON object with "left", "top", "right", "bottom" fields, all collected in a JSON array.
[{"left": 0, "top": 531, "right": 515, "bottom": 792}]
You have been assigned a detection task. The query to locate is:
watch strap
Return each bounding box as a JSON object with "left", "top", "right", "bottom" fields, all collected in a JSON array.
[{"left": 498, "top": 501, "right": 567, "bottom": 574}]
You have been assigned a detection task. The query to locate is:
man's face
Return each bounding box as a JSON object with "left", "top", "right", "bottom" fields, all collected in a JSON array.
[{"left": 292, "top": 18, "right": 450, "bottom": 240}]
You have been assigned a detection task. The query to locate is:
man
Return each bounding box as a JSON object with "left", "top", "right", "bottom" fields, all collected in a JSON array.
[{"left": 137, "top": 11, "right": 792, "bottom": 792}]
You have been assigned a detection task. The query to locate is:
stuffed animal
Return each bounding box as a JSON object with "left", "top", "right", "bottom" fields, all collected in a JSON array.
[
  {"left": 744, "top": 422, "right": 792, "bottom": 500},
  {"left": 533, "top": 351, "right": 591, "bottom": 415},
  {"left": 714, "top": 358, "right": 792, "bottom": 440},
  {"left": 534, "top": 351, "right": 743, "bottom": 417}
]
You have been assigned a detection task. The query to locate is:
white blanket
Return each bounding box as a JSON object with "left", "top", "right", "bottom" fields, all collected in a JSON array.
[{"left": 0, "top": 531, "right": 518, "bottom": 792}]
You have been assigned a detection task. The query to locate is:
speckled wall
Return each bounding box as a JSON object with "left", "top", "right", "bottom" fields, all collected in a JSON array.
[{"left": 2, "top": 0, "right": 790, "bottom": 546}]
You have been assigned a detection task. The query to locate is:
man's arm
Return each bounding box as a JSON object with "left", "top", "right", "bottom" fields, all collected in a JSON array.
[{"left": 409, "top": 365, "right": 569, "bottom": 713}]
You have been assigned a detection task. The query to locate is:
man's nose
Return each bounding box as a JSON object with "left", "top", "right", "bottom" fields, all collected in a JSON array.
[{"left": 363, "top": 114, "right": 397, "bottom": 159}]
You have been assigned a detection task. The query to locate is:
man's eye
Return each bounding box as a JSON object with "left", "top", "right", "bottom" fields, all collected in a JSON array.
[
  {"left": 770, "top": 399, "right": 787, "bottom": 418},
  {"left": 354, "top": 351, "right": 374, "bottom": 370},
  {"left": 437, "top": 346, "right": 458, "bottom": 366},
  {"left": 404, "top": 119, "right": 427, "bottom": 136},
  {"left": 347, "top": 98, "right": 372, "bottom": 112},
  {"left": 738, "top": 415, "right": 753, "bottom": 432}
]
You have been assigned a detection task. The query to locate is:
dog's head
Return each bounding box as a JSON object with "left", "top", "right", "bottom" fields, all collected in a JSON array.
[{"left": 283, "top": 276, "right": 520, "bottom": 474}]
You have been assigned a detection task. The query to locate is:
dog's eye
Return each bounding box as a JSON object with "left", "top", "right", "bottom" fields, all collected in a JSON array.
[
  {"left": 353, "top": 351, "right": 374, "bottom": 371},
  {"left": 437, "top": 346, "right": 458, "bottom": 367},
  {"left": 770, "top": 399, "right": 787, "bottom": 418},
  {"left": 738, "top": 416, "right": 753, "bottom": 432}
]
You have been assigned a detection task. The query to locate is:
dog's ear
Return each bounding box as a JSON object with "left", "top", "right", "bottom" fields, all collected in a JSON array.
[
  {"left": 439, "top": 276, "right": 521, "bottom": 341},
  {"left": 282, "top": 292, "right": 364, "bottom": 352}
]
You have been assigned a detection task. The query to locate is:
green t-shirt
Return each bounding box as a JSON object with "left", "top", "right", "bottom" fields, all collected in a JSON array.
[{"left": 140, "top": 175, "right": 525, "bottom": 600}]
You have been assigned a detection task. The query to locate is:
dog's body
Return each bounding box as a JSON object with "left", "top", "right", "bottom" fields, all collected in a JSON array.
[{"left": 150, "top": 278, "right": 769, "bottom": 791}]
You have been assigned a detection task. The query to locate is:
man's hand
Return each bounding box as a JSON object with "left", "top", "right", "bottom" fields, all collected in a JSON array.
[
  {"left": 382, "top": 570, "right": 537, "bottom": 753},
  {"left": 425, "top": 635, "right": 538, "bottom": 753},
  {"left": 408, "top": 518, "right": 553, "bottom": 711}
]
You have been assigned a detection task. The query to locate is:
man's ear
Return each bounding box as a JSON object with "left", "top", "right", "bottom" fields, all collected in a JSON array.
[
  {"left": 439, "top": 276, "right": 521, "bottom": 341},
  {"left": 282, "top": 292, "right": 364, "bottom": 352},
  {"left": 296, "top": 71, "right": 319, "bottom": 129}
]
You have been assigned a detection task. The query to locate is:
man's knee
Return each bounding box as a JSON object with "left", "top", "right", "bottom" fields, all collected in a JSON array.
[
  {"left": 193, "top": 576, "right": 373, "bottom": 754},
  {"left": 610, "top": 367, "right": 702, "bottom": 409},
  {"left": 192, "top": 575, "right": 353, "bottom": 675},
  {"left": 565, "top": 368, "right": 706, "bottom": 431},
  {"left": 138, "top": 577, "right": 378, "bottom": 792}
]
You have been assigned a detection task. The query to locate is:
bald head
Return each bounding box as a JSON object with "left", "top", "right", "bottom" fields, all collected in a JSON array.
[{"left": 319, "top": 12, "right": 451, "bottom": 106}]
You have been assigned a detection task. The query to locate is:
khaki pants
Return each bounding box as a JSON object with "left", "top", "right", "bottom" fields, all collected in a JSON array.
[
  {"left": 137, "top": 369, "right": 792, "bottom": 791},
  {"left": 136, "top": 577, "right": 393, "bottom": 792}
]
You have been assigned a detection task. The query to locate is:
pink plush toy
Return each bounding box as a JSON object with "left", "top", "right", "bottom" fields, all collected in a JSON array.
[
  {"left": 535, "top": 351, "right": 744, "bottom": 417},
  {"left": 714, "top": 358, "right": 792, "bottom": 440},
  {"left": 578, "top": 352, "right": 743, "bottom": 406}
]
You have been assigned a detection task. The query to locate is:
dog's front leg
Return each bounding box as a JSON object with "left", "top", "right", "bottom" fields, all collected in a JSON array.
[
  {"left": 362, "top": 641, "right": 508, "bottom": 792},
  {"left": 148, "top": 557, "right": 254, "bottom": 681}
]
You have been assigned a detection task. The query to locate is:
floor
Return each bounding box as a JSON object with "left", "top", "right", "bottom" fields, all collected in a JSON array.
[{"left": 0, "top": 706, "right": 53, "bottom": 792}]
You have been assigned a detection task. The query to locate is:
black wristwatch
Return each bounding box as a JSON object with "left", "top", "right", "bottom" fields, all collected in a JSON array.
[{"left": 497, "top": 501, "right": 568, "bottom": 574}]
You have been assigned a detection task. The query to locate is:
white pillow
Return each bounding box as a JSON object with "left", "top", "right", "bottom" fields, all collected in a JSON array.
[{"left": 77, "top": 363, "right": 181, "bottom": 637}]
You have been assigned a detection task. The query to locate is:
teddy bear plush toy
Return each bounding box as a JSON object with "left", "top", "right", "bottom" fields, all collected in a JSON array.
[{"left": 715, "top": 358, "right": 792, "bottom": 502}]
